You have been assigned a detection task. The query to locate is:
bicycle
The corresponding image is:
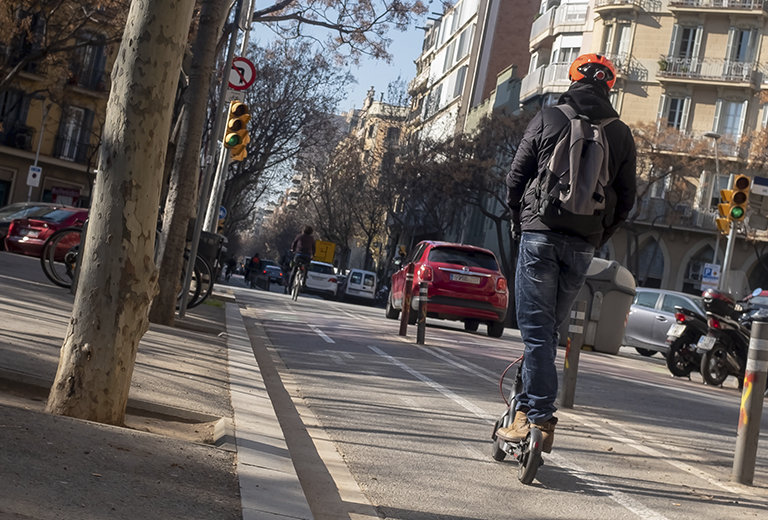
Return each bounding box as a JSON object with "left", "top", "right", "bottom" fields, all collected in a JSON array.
[
  {"left": 291, "top": 263, "right": 307, "bottom": 301},
  {"left": 40, "top": 226, "right": 213, "bottom": 309}
]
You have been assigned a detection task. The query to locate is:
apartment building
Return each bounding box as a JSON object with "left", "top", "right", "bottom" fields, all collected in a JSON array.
[
  {"left": 0, "top": 13, "right": 117, "bottom": 208},
  {"left": 409, "top": 0, "right": 537, "bottom": 142}
]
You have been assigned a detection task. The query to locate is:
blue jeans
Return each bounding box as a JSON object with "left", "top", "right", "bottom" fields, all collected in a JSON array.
[{"left": 515, "top": 232, "right": 595, "bottom": 424}]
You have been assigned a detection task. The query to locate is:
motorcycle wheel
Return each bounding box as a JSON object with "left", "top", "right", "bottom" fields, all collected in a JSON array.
[
  {"left": 666, "top": 337, "right": 697, "bottom": 378},
  {"left": 700, "top": 343, "right": 730, "bottom": 386}
]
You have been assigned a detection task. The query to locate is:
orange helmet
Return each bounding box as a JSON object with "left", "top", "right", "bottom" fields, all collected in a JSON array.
[{"left": 568, "top": 54, "right": 617, "bottom": 89}]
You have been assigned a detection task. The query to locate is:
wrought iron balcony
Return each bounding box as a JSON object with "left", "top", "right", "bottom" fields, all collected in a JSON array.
[
  {"left": 594, "top": 0, "right": 652, "bottom": 14},
  {"left": 657, "top": 56, "right": 760, "bottom": 87},
  {"left": 667, "top": 0, "right": 768, "bottom": 14}
]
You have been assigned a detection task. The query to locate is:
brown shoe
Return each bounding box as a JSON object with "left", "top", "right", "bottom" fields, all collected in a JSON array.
[
  {"left": 495, "top": 410, "right": 529, "bottom": 442},
  {"left": 531, "top": 417, "right": 558, "bottom": 453}
]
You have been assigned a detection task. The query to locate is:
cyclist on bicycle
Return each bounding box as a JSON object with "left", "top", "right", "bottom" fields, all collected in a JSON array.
[{"left": 288, "top": 225, "right": 316, "bottom": 290}]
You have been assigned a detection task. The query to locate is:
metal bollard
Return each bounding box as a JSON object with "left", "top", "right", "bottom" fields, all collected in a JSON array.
[
  {"left": 416, "top": 281, "right": 428, "bottom": 344},
  {"left": 732, "top": 319, "right": 768, "bottom": 485},
  {"left": 560, "top": 300, "right": 587, "bottom": 409},
  {"left": 399, "top": 264, "right": 415, "bottom": 336}
]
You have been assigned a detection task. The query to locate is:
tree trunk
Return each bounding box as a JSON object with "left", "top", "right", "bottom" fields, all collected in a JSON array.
[
  {"left": 150, "top": 0, "right": 230, "bottom": 325},
  {"left": 46, "top": 0, "right": 196, "bottom": 425}
]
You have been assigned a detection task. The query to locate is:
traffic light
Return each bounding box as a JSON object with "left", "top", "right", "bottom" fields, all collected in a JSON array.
[
  {"left": 716, "top": 189, "right": 733, "bottom": 234},
  {"left": 729, "top": 174, "right": 750, "bottom": 222},
  {"left": 223, "top": 101, "right": 250, "bottom": 161}
]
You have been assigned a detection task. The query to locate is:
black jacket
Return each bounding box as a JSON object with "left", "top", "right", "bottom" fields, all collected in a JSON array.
[{"left": 506, "top": 82, "right": 637, "bottom": 247}]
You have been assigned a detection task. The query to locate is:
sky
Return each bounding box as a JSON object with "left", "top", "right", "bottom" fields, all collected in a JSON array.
[{"left": 338, "top": 24, "right": 427, "bottom": 113}]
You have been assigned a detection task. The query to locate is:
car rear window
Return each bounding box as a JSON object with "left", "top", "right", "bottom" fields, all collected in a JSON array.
[
  {"left": 428, "top": 247, "right": 498, "bottom": 270},
  {"left": 350, "top": 272, "right": 362, "bottom": 284},
  {"left": 363, "top": 274, "right": 375, "bottom": 287},
  {"left": 0, "top": 205, "right": 58, "bottom": 220},
  {"left": 36, "top": 209, "right": 81, "bottom": 223},
  {"left": 310, "top": 263, "right": 334, "bottom": 274}
]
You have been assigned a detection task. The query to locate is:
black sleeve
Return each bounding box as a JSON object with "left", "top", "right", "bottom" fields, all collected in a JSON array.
[
  {"left": 506, "top": 112, "right": 543, "bottom": 212},
  {"left": 601, "top": 127, "right": 637, "bottom": 245}
]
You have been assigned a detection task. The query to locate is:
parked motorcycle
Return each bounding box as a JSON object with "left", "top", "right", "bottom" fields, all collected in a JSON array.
[
  {"left": 665, "top": 305, "right": 707, "bottom": 378},
  {"left": 696, "top": 289, "right": 751, "bottom": 388}
]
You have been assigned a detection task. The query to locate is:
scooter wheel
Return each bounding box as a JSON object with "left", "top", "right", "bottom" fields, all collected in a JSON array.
[{"left": 517, "top": 428, "right": 543, "bottom": 485}]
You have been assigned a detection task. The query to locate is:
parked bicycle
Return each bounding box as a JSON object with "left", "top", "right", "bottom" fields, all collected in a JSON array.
[{"left": 39, "top": 225, "right": 213, "bottom": 308}]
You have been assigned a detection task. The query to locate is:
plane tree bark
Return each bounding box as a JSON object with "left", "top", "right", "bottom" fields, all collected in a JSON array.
[{"left": 46, "top": 0, "right": 196, "bottom": 424}]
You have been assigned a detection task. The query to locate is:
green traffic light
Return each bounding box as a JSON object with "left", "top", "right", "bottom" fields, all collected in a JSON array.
[
  {"left": 226, "top": 135, "right": 241, "bottom": 147},
  {"left": 730, "top": 206, "right": 744, "bottom": 219}
]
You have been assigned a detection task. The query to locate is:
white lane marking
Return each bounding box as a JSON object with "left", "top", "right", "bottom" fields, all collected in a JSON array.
[
  {"left": 308, "top": 324, "right": 335, "bottom": 343},
  {"left": 368, "top": 345, "right": 490, "bottom": 420},
  {"left": 415, "top": 344, "right": 498, "bottom": 384},
  {"left": 559, "top": 410, "right": 766, "bottom": 499},
  {"left": 369, "top": 343, "right": 759, "bottom": 517},
  {"left": 324, "top": 352, "right": 345, "bottom": 365},
  {"left": 547, "top": 452, "right": 672, "bottom": 520}
]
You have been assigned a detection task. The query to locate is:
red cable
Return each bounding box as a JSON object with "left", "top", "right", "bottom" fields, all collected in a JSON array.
[{"left": 499, "top": 355, "right": 523, "bottom": 407}]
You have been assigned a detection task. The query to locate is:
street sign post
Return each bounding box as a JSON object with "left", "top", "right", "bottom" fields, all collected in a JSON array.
[
  {"left": 27, "top": 165, "right": 41, "bottom": 187},
  {"left": 701, "top": 263, "right": 721, "bottom": 291}
]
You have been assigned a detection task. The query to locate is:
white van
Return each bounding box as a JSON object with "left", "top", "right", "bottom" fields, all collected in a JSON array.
[{"left": 342, "top": 269, "right": 377, "bottom": 302}]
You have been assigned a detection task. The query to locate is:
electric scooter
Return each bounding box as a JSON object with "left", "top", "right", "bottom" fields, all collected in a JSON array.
[{"left": 490, "top": 356, "right": 543, "bottom": 485}]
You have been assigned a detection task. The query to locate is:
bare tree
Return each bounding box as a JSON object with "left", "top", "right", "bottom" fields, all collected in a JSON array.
[{"left": 46, "top": 0, "right": 196, "bottom": 424}]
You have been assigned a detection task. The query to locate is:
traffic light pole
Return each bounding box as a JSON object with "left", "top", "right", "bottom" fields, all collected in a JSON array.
[{"left": 720, "top": 223, "right": 737, "bottom": 292}]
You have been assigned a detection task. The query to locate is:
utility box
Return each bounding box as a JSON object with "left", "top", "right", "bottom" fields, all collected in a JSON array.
[{"left": 559, "top": 258, "right": 636, "bottom": 355}]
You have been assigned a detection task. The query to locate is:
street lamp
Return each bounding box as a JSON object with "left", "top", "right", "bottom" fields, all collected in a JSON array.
[{"left": 705, "top": 131, "right": 721, "bottom": 267}]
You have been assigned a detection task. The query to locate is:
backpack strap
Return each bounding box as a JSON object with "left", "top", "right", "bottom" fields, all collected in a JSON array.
[{"left": 555, "top": 104, "right": 578, "bottom": 120}]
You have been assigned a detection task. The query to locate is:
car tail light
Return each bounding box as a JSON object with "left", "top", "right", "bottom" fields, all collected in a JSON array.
[
  {"left": 496, "top": 277, "right": 507, "bottom": 293},
  {"left": 7, "top": 220, "right": 17, "bottom": 236},
  {"left": 708, "top": 317, "right": 721, "bottom": 329},
  {"left": 674, "top": 312, "right": 686, "bottom": 323},
  {"left": 329, "top": 277, "right": 337, "bottom": 283},
  {"left": 262, "top": 269, "right": 267, "bottom": 274},
  {"left": 418, "top": 265, "right": 433, "bottom": 281}
]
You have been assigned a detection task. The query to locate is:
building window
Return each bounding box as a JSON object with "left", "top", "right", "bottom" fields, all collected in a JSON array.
[
  {"left": 0, "top": 89, "right": 31, "bottom": 147},
  {"left": 713, "top": 99, "right": 747, "bottom": 139},
  {"left": 552, "top": 47, "right": 579, "bottom": 64},
  {"left": 71, "top": 32, "right": 107, "bottom": 89},
  {"left": 55, "top": 106, "right": 94, "bottom": 163},
  {"left": 710, "top": 175, "right": 730, "bottom": 209},
  {"left": 453, "top": 65, "right": 468, "bottom": 98},
  {"left": 443, "top": 41, "right": 456, "bottom": 73},
  {"left": 657, "top": 94, "right": 691, "bottom": 132},
  {"left": 367, "top": 124, "right": 375, "bottom": 138}
]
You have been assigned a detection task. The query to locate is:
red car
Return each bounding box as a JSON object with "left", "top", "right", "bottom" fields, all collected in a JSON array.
[
  {"left": 4, "top": 207, "right": 88, "bottom": 258},
  {"left": 385, "top": 241, "right": 508, "bottom": 337}
]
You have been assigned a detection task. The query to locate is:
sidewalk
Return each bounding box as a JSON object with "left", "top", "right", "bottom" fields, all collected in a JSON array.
[{"left": 0, "top": 251, "right": 312, "bottom": 520}]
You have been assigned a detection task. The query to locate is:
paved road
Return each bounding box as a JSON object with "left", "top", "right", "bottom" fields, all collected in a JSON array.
[{"left": 235, "top": 286, "right": 768, "bottom": 520}]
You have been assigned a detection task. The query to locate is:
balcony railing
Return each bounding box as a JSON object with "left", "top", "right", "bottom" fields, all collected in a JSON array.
[
  {"left": 657, "top": 56, "right": 759, "bottom": 86},
  {"left": 594, "top": 0, "right": 646, "bottom": 10},
  {"left": 529, "top": 4, "right": 588, "bottom": 46},
  {"left": 668, "top": 0, "right": 768, "bottom": 12},
  {"left": 520, "top": 62, "right": 571, "bottom": 102}
]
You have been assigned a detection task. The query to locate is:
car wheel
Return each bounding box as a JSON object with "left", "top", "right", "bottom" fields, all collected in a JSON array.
[
  {"left": 385, "top": 294, "right": 400, "bottom": 320},
  {"left": 635, "top": 347, "right": 657, "bottom": 357},
  {"left": 487, "top": 321, "right": 504, "bottom": 338},
  {"left": 464, "top": 319, "right": 479, "bottom": 332}
]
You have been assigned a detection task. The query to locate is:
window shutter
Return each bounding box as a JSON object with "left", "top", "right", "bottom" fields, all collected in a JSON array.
[
  {"left": 680, "top": 96, "right": 691, "bottom": 133},
  {"left": 668, "top": 24, "right": 679, "bottom": 56},
  {"left": 725, "top": 27, "right": 735, "bottom": 62},
  {"left": 736, "top": 99, "right": 747, "bottom": 141},
  {"left": 656, "top": 94, "right": 668, "bottom": 130},
  {"left": 713, "top": 98, "right": 723, "bottom": 133},
  {"left": 692, "top": 25, "right": 703, "bottom": 63}
]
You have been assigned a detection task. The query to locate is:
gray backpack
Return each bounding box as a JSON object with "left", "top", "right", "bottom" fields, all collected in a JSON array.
[{"left": 535, "top": 104, "right": 617, "bottom": 238}]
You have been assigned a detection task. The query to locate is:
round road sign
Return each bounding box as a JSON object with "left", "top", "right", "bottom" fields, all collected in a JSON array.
[{"left": 229, "top": 57, "right": 256, "bottom": 91}]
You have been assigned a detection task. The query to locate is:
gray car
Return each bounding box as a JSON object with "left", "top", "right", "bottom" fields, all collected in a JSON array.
[{"left": 622, "top": 288, "right": 705, "bottom": 357}]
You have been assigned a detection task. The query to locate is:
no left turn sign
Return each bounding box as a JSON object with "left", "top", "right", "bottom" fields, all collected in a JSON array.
[{"left": 229, "top": 57, "right": 256, "bottom": 91}]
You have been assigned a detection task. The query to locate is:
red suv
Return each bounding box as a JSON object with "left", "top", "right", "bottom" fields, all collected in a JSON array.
[{"left": 385, "top": 241, "right": 508, "bottom": 337}]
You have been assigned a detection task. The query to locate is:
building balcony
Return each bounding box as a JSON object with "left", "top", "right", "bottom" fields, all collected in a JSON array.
[
  {"left": 657, "top": 57, "right": 760, "bottom": 88},
  {"left": 594, "top": 0, "right": 651, "bottom": 15},
  {"left": 408, "top": 67, "right": 430, "bottom": 95},
  {"left": 519, "top": 62, "right": 571, "bottom": 103},
  {"left": 667, "top": 0, "right": 768, "bottom": 15},
  {"left": 529, "top": 4, "right": 588, "bottom": 50}
]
